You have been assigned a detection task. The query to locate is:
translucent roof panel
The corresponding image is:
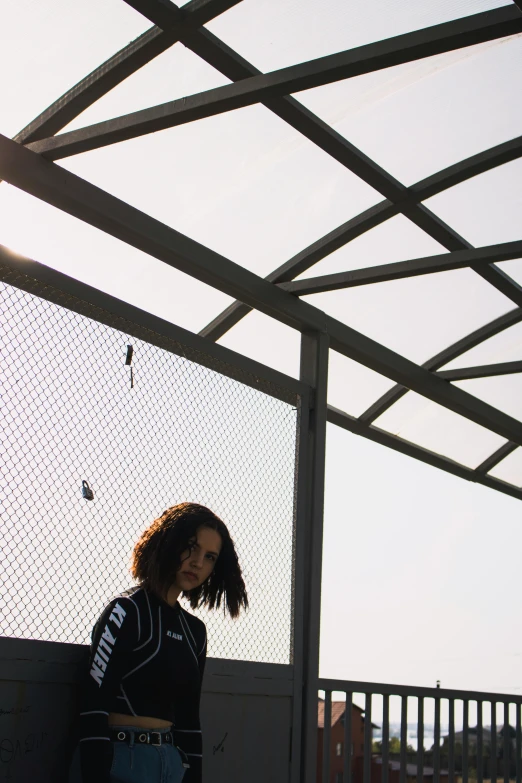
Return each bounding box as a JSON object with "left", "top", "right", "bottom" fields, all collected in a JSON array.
[
  {"left": 0, "top": 0, "right": 149, "bottom": 138},
  {"left": 425, "top": 158, "right": 522, "bottom": 245},
  {"left": 218, "top": 310, "right": 301, "bottom": 380},
  {"left": 454, "top": 375, "right": 522, "bottom": 422},
  {"left": 373, "top": 391, "right": 507, "bottom": 468},
  {"left": 302, "top": 268, "right": 512, "bottom": 365},
  {"left": 297, "top": 33, "right": 522, "bottom": 185},
  {"left": 0, "top": 185, "right": 233, "bottom": 334},
  {"left": 58, "top": 105, "right": 379, "bottom": 276},
  {"left": 489, "top": 447, "right": 522, "bottom": 486},
  {"left": 204, "top": 0, "right": 511, "bottom": 72},
  {"left": 328, "top": 351, "right": 395, "bottom": 417}
]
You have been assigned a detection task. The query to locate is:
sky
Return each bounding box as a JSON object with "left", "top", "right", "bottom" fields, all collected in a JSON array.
[{"left": 1, "top": 0, "right": 521, "bottom": 732}]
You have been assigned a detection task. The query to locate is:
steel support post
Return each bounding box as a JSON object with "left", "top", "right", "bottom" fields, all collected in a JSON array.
[{"left": 293, "top": 331, "right": 329, "bottom": 783}]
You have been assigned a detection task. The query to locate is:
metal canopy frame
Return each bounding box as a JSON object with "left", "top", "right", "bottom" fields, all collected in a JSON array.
[
  {"left": 2, "top": 5, "right": 522, "bottom": 782},
  {"left": 1, "top": 1, "right": 521, "bottom": 505}
]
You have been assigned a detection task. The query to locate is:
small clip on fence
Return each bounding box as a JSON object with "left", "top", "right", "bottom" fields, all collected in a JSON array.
[
  {"left": 81, "top": 480, "right": 94, "bottom": 501},
  {"left": 125, "top": 344, "right": 134, "bottom": 389}
]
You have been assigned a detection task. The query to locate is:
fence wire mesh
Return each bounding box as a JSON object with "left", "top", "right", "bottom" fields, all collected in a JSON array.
[{"left": 0, "top": 267, "right": 300, "bottom": 664}]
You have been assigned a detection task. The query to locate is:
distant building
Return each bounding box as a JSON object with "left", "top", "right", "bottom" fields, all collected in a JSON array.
[
  {"left": 439, "top": 724, "right": 516, "bottom": 754},
  {"left": 317, "top": 699, "right": 457, "bottom": 783},
  {"left": 439, "top": 725, "right": 517, "bottom": 777},
  {"left": 317, "top": 700, "right": 377, "bottom": 783}
]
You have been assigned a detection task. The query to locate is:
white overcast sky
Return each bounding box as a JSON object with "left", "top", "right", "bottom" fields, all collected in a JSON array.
[{"left": 1, "top": 0, "right": 521, "bottom": 712}]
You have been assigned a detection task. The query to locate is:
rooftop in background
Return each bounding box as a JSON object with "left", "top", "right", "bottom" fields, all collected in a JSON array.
[{"left": 318, "top": 699, "right": 379, "bottom": 729}]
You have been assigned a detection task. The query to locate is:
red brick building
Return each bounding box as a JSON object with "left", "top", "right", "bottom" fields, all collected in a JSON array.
[
  {"left": 317, "top": 700, "right": 372, "bottom": 783},
  {"left": 317, "top": 701, "right": 450, "bottom": 783}
]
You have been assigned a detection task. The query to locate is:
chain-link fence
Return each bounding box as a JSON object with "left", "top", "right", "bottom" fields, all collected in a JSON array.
[{"left": 0, "top": 264, "right": 300, "bottom": 665}]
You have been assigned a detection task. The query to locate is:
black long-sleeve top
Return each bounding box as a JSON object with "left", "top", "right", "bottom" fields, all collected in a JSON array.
[{"left": 79, "top": 587, "right": 206, "bottom": 783}]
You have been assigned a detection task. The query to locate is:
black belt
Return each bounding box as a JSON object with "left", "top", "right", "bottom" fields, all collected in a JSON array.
[
  {"left": 110, "top": 730, "right": 190, "bottom": 768},
  {"left": 111, "top": 729, "right": 173, "bottom": 747}
]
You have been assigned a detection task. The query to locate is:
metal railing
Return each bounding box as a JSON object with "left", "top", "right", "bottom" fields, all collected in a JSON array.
[{"left": 318, "top": 679, "right": 522, "bottom": 783}]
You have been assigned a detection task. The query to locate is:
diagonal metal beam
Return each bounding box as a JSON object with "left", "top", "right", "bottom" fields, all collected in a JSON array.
[
  {"left": 472, "top": 262, "right": 522, "bottom": 306},
  {"left": 1, "top": 133, "right": 522, "bottom": 448},
  {"left": 14, "top": 28, "right": 175, "bottom": 146},
  {"left": 27, "top": 7, "right": 522, "bottom": 162},
  {"left": 279, "top": 242, "right": 522, "bottom": 296},
  {"left": 12, "top": 0, "right": 242, "bottom": 148},
  {"left": 399, "top": 202, "right": 522, "bottom": 307},
  {"left": 327, "top": 405, "right": 522, "bottom": 502},
  {"left": 122, "top": 0, "right": 239, "bottom": 29},
  {"left": 182, "top": 8, "right": 522, "bottom": 219},
  {"left": 359, "top": 308, "right": 522, "bottom": 424},
  {"left": 437, "top": 361, "right": 522, "bottom": 382},
  {"left": 187, "top": 29, "right": 414, "bottom": 202},
  {"left": 0, "top": 242, "right": 306, "bottom": 401}
]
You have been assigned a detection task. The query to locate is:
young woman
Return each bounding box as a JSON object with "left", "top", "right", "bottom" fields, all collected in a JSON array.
[{"left": 78, "top": 502, "right": 248, "bottom": 783}]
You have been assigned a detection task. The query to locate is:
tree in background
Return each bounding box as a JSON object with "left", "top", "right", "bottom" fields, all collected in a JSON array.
[{"left": 373, "top": 736, "right": 415, "bottom": 754}]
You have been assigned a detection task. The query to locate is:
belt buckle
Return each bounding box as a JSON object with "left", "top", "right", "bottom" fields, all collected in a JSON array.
[{"left": 151, "top": 732, "right": 162, "bottom": 746}]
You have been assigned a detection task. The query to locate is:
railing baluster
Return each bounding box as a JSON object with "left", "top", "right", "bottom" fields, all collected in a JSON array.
[
  {"left": 477, "top": 700, "right": 483, "bottom": 783},
  {"left": 316, "top": 680, "right": 522, "bottom": 783},
  {"left": 382, "top": 694, "right": 390, "bottom": 783},
  {"left": 344, "top": 692, "right": 353, "bottom": 783},
  {"left": 400, "top": 696, "right": 408, "bottom": 783},
  {"left": 504, "top": 702, "right": 510, "bottom": 783},
  {"left": 491, "top": 702, "right": 497, "bottom": 783},
  {"left": 515, "top": 704, "right": 522, "bottom": 783},
  {"left": 448, "top": 698, "right": 455, "bottom": 783},
  {"left": 463, "top": 700, "right": 469, "bottom": 783},
  {"left": 364, "top": 692, "right": 373, "bottom": 783},
  {"left": 417, "top": 697, "right": 424, "bottom": 783},
  {"left": 323, "top": 690, "right": 332, "bottom": 783},
  {"left": 433, "top": 696, "right": 441, "bottom": 783}
]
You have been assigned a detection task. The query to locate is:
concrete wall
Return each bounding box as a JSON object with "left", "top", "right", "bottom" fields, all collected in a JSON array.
[{"left": 0, "top": 637, "right": 293, "bottom": 783}]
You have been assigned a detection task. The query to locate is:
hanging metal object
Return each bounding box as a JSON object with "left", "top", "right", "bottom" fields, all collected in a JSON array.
[
  {"left": 81, "top": 480, "right": 94, "bottom": 500},
  {"left": 125, "top": 344, "right": 134, "bottom": 389}
]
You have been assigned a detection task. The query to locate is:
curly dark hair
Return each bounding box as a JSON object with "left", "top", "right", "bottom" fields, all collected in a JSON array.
[{"left": 131, "top": 502, "right": 248, "bottom": 619}]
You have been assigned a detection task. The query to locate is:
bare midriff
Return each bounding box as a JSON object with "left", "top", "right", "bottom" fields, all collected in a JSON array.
[{"left": 108, "top": 713, "right": 172, "bottom": 729}]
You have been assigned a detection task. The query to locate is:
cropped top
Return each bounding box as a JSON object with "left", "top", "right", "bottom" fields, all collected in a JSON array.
[{"left": 78, "top": 586, "right": 206, "bottom": 783}]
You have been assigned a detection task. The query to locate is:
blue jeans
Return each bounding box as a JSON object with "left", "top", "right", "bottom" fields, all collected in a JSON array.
[{"left": 109, "top": 726, "right": 187, "bottom": 783}]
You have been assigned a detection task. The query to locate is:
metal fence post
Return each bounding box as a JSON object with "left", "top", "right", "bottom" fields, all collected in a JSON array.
[{"left": 293, "top": 330, "right": 329, "bottom": 783}]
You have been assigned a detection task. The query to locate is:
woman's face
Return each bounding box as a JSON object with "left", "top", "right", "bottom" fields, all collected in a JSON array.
[{"left": 175, "top": 526, "right": 222, "bottom": 591}]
